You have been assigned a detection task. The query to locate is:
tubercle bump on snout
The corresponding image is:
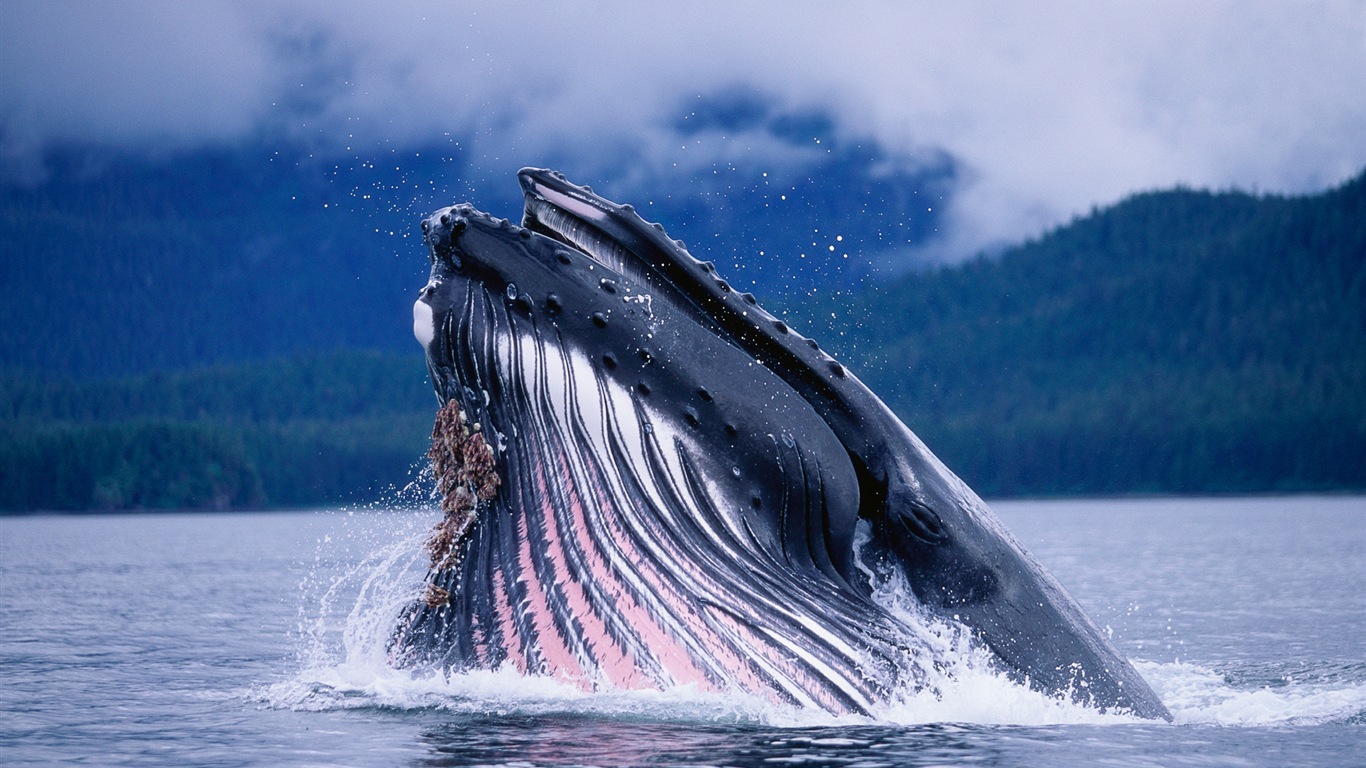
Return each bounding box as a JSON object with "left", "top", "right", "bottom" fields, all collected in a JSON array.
[
  {"left": 423, "top": 204, "right": 476, "bottom": 246},
  {"left": 422, "top": 204, "right": 482, "bottom": 270},
  {"left": 423, "top": 203, "right": 537, "bottom": 273}
]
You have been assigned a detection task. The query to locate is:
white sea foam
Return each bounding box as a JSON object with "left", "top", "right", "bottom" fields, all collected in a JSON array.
[{"left": 1141, "top": 659, "right": 1366, "bottom": 727}]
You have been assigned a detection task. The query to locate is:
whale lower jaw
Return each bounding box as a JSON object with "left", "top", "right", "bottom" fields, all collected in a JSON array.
[{"left": 392, "top": 287, "right": 908, "bottom": 714}]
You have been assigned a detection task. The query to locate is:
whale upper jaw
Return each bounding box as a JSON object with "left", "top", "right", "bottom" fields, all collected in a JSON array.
[{"left": 511, "top": 167, "right": 1172, "bottom": 722}]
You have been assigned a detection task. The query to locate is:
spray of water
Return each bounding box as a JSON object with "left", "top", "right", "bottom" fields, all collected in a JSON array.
[{"left": 264, "top": 486, "right": 1366, "bottom": 728}]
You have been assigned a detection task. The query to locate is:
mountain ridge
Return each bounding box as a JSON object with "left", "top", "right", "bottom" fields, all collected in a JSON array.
[
  {"left": 2, "top": 155, "right": 1363, "bottom": 509},
  {"left": 804, "top": 171, "right": 1366, "bottom": 495}
]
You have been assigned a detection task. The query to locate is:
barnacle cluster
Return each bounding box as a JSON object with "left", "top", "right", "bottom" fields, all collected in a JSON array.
[{"left": 421, "top": 400, "right": 500, "bottom": 607}]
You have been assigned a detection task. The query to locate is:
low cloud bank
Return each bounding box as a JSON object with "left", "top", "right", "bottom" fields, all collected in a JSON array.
[{"left": 3, "top": 2, "right": 1363, "bottom": 262}]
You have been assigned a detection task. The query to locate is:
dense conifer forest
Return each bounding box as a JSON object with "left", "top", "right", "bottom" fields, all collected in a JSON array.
[
  {"left": 813, "top": 172, "right": 1366, "bottom": 495},
  {"left": 0, "top": 352, "right": 432, "bottom": 510},
  {"left": 2, "top": 162, "right": 1362, "bottom": 510}
]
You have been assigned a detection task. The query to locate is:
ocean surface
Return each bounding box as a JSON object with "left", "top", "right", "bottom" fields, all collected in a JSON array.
[{"left": 2, "top": 496, "right": 1363, "bottom": 766}]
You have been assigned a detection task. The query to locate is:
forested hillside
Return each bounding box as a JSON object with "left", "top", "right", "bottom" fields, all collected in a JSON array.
[
  {"left": 2, "top": 163, "right": 1363, "bottom": 510},
  {"left": 1, "top": 126, "right": 947, "bottom": 378},
  {"left": 0, "top": 352, "right": 432, "bottom": 510},
  {"left": 806, "top": 171, "right": 1366, "bottom": 495},
  {"left": 0, "top": 148, "right": 430, "bottom": 376}
]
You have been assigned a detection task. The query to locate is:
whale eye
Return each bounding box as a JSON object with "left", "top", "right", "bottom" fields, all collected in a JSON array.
[
  {"left": 545, "top": 293, "right": 562, "bottom": 315},
  {"left": 637, "top": 382, "right": 652, "bottom": 396},
  {"left": 638, "top": 349, "right": 653, "bottom": 364},
  {"left": 602, "top": 353, "right": 618, "bottom": 370},
  {"left": 684, "top": 408, "right": 699, "bottom": 428},
  {"left": 696, "top": 388, "right": 713, "bottom": 402},
  {"left": 591, "top": 312, "right": 608, "bottom": 328}
]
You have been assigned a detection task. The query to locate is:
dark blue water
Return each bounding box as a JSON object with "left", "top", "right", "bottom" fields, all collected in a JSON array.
[{"left": 3, "top": 497, "right": 1363, "bottom": 766}]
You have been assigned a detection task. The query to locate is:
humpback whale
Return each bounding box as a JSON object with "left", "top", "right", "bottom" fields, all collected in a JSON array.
[{"left": 391, "top": 168, "right": 1170, "bottom": 720}]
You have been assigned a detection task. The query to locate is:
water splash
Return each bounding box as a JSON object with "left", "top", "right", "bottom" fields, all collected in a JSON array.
[
  {"left": 264, "top": 504, "right": 1366, "bottom": 729},
  {"left": 855, "top": 529, "right": 1136, "bottom": 726}
]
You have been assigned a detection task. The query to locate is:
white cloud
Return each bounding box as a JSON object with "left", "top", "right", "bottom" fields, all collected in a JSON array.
[
  {"left": 0, "top": 1, "right": 272, "bottom": 144},
  {"left": 3, "top": 1, "right": 1363, "bottom": 258}
]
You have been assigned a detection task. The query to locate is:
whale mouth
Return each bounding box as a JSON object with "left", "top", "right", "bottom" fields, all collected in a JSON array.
[
  {"left": 396, "top": 182, "right": 908, "bottom": 715},
  {"left": 518, "top": 168, "right": 743, "bottom": 344},
  {"left": 400, "top": 169, "right": 1172, "bottom": 721},
  {"left": 519, "top": 170, "right": 625, "bottom": 271}
]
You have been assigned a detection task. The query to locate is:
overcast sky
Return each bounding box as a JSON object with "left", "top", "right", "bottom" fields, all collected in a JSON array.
[{"left": 2, "top": 1, "right": 1364, "bottom": 260}]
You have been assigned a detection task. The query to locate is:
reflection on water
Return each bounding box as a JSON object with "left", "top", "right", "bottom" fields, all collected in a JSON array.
[
  {"left": 2, "top": 497, "right": 1364, "bottom": 767},
  {"left": 417, "top": 715, "right": 999, "bottom": 768}
]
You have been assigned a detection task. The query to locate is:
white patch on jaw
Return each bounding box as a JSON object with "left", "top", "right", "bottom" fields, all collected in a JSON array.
[{"left": 413, "top": 298, "right": 435, "bottom": 349}]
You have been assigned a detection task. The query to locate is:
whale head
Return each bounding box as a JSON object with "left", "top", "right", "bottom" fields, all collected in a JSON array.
[{"left": 397, "top": 170, "right": 1171, "bottom": 720}]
